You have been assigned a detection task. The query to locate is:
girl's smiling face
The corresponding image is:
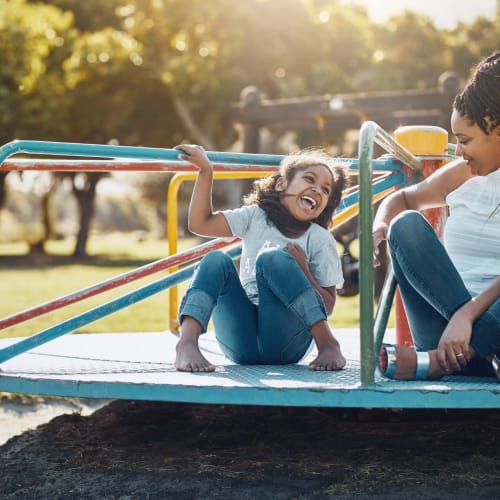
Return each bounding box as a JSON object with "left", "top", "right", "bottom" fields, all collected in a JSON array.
[
  {"left": 451, "top": 109, "right": 500, "bottom": 176},
  {"left": 277, "top": 164, "right": 333, "bottom": 221}
]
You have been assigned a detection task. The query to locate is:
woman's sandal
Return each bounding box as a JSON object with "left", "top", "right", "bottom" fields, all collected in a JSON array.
[{"left": 379, "top": 344, "right": 430, "bottom": 380}]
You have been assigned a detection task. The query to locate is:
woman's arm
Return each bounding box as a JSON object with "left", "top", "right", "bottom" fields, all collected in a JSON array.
[
  {"left": 372, "top": 158, "right": 471, "bottom": 265},
  {"left": 175, "top": 144, "right": 232, "bottom": 238}
]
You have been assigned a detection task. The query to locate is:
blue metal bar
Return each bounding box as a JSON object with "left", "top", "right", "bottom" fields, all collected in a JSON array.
[
  {"left": 349, "top": 157, "right": 408, "bottom": 173},
  {"left": 0, "top": 140, "right": 404, "bottom": 172},
  {"left": 338, "top": 172, "right": 406, "bottom": 211},
  {"left": 0, "top": 140, "right": 283, "bottom": 166}
]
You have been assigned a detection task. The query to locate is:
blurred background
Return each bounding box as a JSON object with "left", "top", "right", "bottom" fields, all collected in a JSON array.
[{"left": 0, "top": 0, "right": 498, "bottom": 334}]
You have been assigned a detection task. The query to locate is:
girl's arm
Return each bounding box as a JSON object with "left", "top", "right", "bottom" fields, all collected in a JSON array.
[
  {"left": 175, "top": 144, "right": 232, "bottom": 238},
  {"left": 285, "top": 242, "right": 336, "bottom": 315}
]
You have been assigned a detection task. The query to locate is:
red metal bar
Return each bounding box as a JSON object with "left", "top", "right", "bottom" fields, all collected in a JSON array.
[{"left": 1, "top": 160, "right": 278, "bottom": 173}]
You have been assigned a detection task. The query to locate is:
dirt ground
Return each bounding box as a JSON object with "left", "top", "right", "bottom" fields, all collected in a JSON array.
[{"left": 0, "top": 400, "right": 499, "bottom": 499}]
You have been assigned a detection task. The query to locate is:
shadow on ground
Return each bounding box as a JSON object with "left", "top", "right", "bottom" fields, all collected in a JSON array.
[{"left": 0, "top": 400, "right": 499, "bottom": 499}]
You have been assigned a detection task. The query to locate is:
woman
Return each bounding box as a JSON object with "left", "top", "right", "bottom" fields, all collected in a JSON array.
[{"left": 373, "top": 51, "right": 500, "bottom": 380}]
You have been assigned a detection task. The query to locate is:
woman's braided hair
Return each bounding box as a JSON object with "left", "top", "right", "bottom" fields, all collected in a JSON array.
[{"left": 453, "top": 51, "right": 500, "bottom": 134}]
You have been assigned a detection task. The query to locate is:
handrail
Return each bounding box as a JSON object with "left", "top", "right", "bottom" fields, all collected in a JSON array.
[
  {"left": 166, "top": 171, "right": 267, "bottom": 332},
  {"left": 370, "top": 127, "right": 423, "bottom": 173},
  {"left": 1, "top": 156, "right": 403, "bottom": 173},
  {"left": 0, "top": 237, "right": 240, "bottom": 331},
  {"left": 0, "top": 140, "right": 285, "bottom": 166},
  {"left": 0, "top": 133, "right": 437, "bottom": 376},
  {"left": 357, "top": 121, "right": 424, "bottom": 385},
  {"left": 0, "top": 245, "right": 242, "bottom": 364}
]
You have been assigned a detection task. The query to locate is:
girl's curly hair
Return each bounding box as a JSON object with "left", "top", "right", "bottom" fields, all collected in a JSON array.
[
  {"left": 454, "top": 51, "right": 500, "bottom": 134},
  {"left": 244, "top": 149, "right": 348, "bottom": 236}
]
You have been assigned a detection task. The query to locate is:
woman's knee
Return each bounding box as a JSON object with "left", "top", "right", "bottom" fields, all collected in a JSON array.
[{"left": 388, "top": 210, "right": 428, "bottom": 243}]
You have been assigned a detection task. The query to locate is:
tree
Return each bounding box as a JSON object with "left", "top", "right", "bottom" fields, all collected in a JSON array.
[
  {"left": 113, "top": 0, "right": 375, "bottom": 149},
  {"left": 1, "top": 0, "right": 146, "bottom": 256},
  {"left": 0, "top": 0, "right": 74, "bottom": 251},
  {"left": 368, "top": 11, "right": 449, "bottom": 90},
  {"left": 0, "top": 0, "right": 74, "bottom": 144},
  {"left": 2, "top": 0, "right": 499, "bottom": 257}
]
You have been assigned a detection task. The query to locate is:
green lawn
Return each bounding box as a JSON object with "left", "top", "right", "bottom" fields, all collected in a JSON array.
[{"left": 0, "top": 233, "right": 390, "bottom": 339}]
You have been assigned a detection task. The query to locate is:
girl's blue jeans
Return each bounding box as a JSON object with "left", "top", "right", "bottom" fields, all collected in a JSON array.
[
  {"left": 178, "top": 249, "right": 328, "bottom": 364},
  {"left": 388, "top": 211, "right": 500, "bottom": 376}
]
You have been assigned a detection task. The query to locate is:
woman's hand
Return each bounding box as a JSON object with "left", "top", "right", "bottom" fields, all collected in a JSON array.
[
  {"left": 437, "top": 278, "right": 500, "bottom": 373},
  {"left": 437, "top": 310, "right": 473, "bottom": 373},
  {"left": 175, "top": 144, "right": 213, "bottom": 174},
  {"left": 372, "top": 222, "right": 388, "bottom": 268}
]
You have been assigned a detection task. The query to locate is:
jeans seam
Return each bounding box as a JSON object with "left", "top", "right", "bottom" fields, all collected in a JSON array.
[{"left": 390, "top": 237, "right": 468, "bottom": 320}]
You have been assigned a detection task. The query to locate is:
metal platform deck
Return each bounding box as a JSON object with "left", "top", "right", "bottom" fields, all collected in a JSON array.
[{"left": 0, "top": 329, "right": 499, "bottom": 409}]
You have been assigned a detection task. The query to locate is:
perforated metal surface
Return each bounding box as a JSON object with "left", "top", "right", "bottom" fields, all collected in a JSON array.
[{"left": 0, "top": 331, "right": 499, "bottom": 408}]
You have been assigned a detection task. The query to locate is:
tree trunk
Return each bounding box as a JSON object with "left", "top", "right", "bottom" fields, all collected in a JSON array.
[
  {"left": 0, "top": 172, "right": 7, "bottom": 209},
  {"left": 72, "top": 172, "right": 101, "bottom": 258},
  {"left": 170, "top": 94, "right": 215, "bottom": 149}
]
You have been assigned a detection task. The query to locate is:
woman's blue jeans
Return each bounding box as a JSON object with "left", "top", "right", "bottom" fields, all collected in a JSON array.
[
  {"left": 388, "top": 211, "right": 500, "bottom": 375},
  {"left": 178, "top": 249, "right": 327, "bottom": 364}
]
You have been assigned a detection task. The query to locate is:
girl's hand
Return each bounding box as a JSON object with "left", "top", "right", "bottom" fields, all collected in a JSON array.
[
  {"left": 285, "top": 242, "right": 307, "bottom": 272},
  {"left": 175, "top": 144, "right": 213, "bottom": 173},
  {"left": 286, "top": 242, "right": 335, "bottom": 314}
]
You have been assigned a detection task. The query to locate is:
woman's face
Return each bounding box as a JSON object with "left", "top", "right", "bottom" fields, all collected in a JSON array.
[
  {"left": 451, "top": 109, "right": 500, "bottom": 176},
  {"left": 277, "top": 164, "right": 333, "bottom": 221}
]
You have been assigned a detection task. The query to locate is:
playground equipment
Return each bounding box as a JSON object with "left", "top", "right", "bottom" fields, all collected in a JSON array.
[{"left": 0, "top": 121, "right": 499, "bottom": 409}]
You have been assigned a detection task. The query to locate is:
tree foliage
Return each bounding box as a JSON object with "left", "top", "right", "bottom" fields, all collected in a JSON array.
[{"left": 0, "top": 0, "right": 499, "bottom": 254}]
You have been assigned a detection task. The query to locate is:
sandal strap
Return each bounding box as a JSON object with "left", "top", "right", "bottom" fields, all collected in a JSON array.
[
  {"left": 415, "top": 351, "right": 430, "bottom": 380},
  {"left": 384, "top": 344, "right": 397, "bottom": 378}
]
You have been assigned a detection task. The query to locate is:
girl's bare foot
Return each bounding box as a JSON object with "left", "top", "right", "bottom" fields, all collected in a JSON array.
[
  {"left": 308, "top": 341, "right": 346, "bottom": 371},
  {"left": 175, "top": 339, "right": 216, "bottom": 372}
]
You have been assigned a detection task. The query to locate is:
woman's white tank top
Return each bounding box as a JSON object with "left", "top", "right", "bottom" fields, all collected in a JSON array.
[{"left": 443, "top": 168, "right": 500, "bottom": 296}]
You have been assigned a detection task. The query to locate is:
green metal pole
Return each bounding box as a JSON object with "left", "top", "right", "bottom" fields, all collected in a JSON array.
[
  {"left": 358, "top": 121, "right": 377, "bottom": 385},
  {"left": 373, "top": 265, "right": 397, "bottom": 361}
]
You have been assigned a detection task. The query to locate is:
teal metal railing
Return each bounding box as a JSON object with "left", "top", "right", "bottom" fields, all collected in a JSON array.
[{"left": 0, "top": 128, "right": 444, "bottom": 385}]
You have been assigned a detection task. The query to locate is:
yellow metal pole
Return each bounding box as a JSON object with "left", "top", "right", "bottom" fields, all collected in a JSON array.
[{"left": 167, "top": 171, "right": 271, "bottom": 332}]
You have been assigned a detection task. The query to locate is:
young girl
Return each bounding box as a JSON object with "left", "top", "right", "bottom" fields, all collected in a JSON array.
[
  {"left": 373, "top": 51, "right": 500, "bottom": 380},
  {"left": 173, "top": 144, "right": 348, "bottom": 372}
]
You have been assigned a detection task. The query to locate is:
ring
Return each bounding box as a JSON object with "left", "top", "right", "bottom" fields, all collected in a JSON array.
[{"left": 456, "top": 352, "right": 464, "bottom": 357}]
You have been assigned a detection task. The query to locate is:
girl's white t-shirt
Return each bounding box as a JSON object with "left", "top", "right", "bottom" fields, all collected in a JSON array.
[{"left": 223, "top": 205, "right": 344, "bottom": 304}]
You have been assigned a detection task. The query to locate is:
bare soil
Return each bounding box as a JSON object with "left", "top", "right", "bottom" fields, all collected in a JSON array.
[{"left": 0, "top": 399, "right": 499, "bottom": 499}]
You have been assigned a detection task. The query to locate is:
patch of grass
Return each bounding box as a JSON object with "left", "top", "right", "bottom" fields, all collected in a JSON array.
[{"left": 0, "top": 234, "right": 191, "bottom": 338}]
